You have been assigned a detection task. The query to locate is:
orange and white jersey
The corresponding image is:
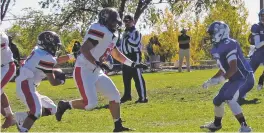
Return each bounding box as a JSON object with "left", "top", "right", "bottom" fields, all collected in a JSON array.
[
  {"left": 1, "top": 32, "right": 14, "bottom": 65},
  {"left": 76, "top": 23, "right": 117, "bottom": 70},
  {"left": 16, "top": 48, "right": 57, "bottom": 85}
]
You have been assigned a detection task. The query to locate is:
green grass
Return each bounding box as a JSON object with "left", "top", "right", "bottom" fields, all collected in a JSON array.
[{"left": 1, "top": 68, "right": 264, "bottom": 132}]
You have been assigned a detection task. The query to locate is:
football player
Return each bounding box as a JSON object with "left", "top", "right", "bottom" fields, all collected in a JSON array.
[
  {"left": 55, "top": 7, "right": 147, "bottom": 132},
  {"left": 250, "top": 8, "right": 264, "bottom": 90},
  {"left": 14, "top": 31, "right": 74, "bottom": 132},
  {"left": 200, "top": 21, "right": 252, "bottom": 132},
  {"left": 1, "top": 32, "right": 17, "bottom": 129}
]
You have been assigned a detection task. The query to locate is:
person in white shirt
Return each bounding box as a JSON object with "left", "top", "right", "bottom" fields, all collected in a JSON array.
[
  {"left": 1, "top": 32, "right": 16, "bottom": 129},
  {"left": 55, "top": 7, "right": 147, "bottom": 132}
]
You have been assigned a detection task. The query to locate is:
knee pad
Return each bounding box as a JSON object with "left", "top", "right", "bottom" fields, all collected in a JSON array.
[
  {"left": 214, "top": 103, "right": 225, "bottom": 117},
  {"left": 226, "top": 99, "right": 242, "bottom": 115},
  {"left": 84, "top": 102, "right": 98, "bottom": 111},
  {"left": 28, "top": 114, "right": 38, "bottom": 121},
  {"left": 213, "top": 97, "right": 224, "bottom": 106}
]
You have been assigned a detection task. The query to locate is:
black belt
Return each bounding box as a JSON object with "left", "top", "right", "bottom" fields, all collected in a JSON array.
[{"left": 1, "top": 62, "right": 14, "bottom": 67}]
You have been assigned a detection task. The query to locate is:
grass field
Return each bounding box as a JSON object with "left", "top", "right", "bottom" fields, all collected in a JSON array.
[{"left": 1, "top": 68, "right": 264, "bottom": 132}]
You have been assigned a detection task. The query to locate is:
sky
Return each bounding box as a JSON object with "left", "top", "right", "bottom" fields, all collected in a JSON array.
[{"left": 0, "top": 0, "right": 261, "bottom": 34}]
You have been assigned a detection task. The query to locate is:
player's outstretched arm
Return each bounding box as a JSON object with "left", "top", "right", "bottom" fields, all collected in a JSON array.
[
  {"left": 46, "top": 72, "right": 64, "bottom": 86},
  {"left": 212, "top": 69, "right": 224, "bottom": 79},
  {"left": 111, "top": 47, "right": 148, "bottom": 69},
  {"left": 56, "top": 54, "right": 75, "bottom": 64}
]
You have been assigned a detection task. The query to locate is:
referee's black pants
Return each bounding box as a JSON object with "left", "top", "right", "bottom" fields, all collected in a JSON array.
[{"left": 122, "top": 53, "right": 147, "bottom": 101}]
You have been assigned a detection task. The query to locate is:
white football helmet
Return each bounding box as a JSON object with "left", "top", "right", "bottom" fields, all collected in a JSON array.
[{"left": 207, "top": 21, "right": 230, "bottom": 46}]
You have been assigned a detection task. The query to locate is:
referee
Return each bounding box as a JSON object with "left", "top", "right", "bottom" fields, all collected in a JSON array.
[{"left": 120, "top": 15, "right": 148, "bottom": 103}]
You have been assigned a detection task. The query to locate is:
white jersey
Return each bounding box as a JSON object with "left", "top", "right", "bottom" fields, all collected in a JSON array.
[
  {"left": 1, "top": 32, "right": 14, "bottom": 65},
  {"left": 76, "top": 23, "right": 117, "bottom": 70},
  {"left": 17, "top": 48, "right": 57, "bottom": 85}
]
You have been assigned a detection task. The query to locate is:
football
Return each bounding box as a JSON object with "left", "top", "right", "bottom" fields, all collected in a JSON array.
[{"left": 53, "top": 68, "right": 66, "bottom": 82}]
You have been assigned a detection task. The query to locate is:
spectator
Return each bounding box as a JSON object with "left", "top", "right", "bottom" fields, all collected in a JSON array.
[
  {"left": 72, "top": 41, "right": 81, "bottom": 59},
  {"left": 178, "top": 29, "right": 191, "bottom": 72},
  {"left": 8, "top": 36, "right": 20, "bottom": 75},
  {"left": 147, "top": 36, "right": 161, "bottom": 70}
]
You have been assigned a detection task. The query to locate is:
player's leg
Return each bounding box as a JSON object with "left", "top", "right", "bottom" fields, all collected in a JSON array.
[
  {"left": 121, "top": 65, "right": 133, "bottom": 103},
  {"left": 186, "top": 49, "right": 191, "bottom": 72},
  {"left": 132, "top": 68, "right": 147, "bottom": 103},
  {"left": 200, "top": 83, "right": 229, "bottom": 131},
  {"left": 16, "top": 79, "right": 42, "bottom": 132},
  {"left": 224, "top": 80, "right": 252, "bottom": 131},
  {"left": 39, "top": 94, "right": 57, "bottom": 116},
  {"left": 249, "top": 50, "right": 261, "bottom": 73},
  {"left": 96, "top": 73, "right": 132, "bottom": 132},
  {"left": 56, "top": 66, "right": 98, "bottom": 121},
  {"left": 1, "top": 62, "right": 16, "bottom": 129},
  {"left": 238, "top": 72, "right": 255, "bottom": 100},
  {"left": 178, "top": 49, "right": 184, "bottom": 72},
  {"left": 257, "top": 70, "right": 264, "bottom": 90}
]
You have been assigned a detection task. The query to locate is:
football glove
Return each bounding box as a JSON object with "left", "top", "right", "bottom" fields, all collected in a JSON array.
[
  {"left": 202, "top": 76, "right": 225, "bottom": 89},
  {"left": 95, "top": 61, "right": 111, "bottom": 71},
  {"left": 53, "top": 69, "right": 66, "bottom": 85},
  {"left": 131, "top": 62, "right": 148, "bottom": 69}
]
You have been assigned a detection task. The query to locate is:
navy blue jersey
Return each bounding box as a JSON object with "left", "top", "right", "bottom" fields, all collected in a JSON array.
[
  {"left": 211, "top": 38, "right": 252, "bottom": 81},
  {"left": 251, "top": 23, "right": 264, "bottom": 43}
]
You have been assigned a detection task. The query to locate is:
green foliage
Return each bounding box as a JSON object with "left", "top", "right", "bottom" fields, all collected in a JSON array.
[
  {"left": 2, "top": 69, "right": 264, "bottom": 131},
  {"left": 203, "top": 0, "right": 250, "bottom": 54},
  {"left": 7, "top": 9, "right": 83, "bottom": 57},
  {"left": 146, "top": 0, "right": 250, "bottom": 63}
]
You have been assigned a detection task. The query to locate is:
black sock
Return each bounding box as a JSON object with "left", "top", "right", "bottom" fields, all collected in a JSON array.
[
  {"left": 213, "top": 116, "right": 222, "bottom": 126},
  {"left": 237, "top": 117, "right": 247, "bottom": 126},
  {"left": 114, "top": 118, "right": 122, "bottom": 128},
  {"left": 65, "top": 102, "right": 72, "bottom": 109}
]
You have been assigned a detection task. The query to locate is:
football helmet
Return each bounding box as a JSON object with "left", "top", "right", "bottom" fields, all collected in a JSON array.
[
  {"left": 98, "top": 7, "right": 122, "bottom": 32},
  {"left": 37, "top": 31, "right": 62, "bottom": 56},
  {"left": 207, "top": 21, "right": 230, "bottom": 46},
  {"left": 259, "top": 8, "right": 264, "bottom": 24}
]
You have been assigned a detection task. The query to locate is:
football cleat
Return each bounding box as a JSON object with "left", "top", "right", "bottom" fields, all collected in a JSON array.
[
  {"left": 200, "top": 122, "right": 222, "bottom": 131},
  {"left": 14, "top": 112, "right": 28, "bottom": 132},
  {"left": 239, "top": 123, "right": 252, "bottom": 132},
  {"left": 14, "top": 112, "right": 28, "bottom": 126},
  {"left": 135, "top": 98, "right": 148, "bottom": 103},
  {"left": 120, "top": 96, "right": 132, "bottom": 103},
  {"left": 55, "top": 100, "right": 69, "bottom": 121},
  {"left": 113, "top": 118, "right": 134, "bottom": 132},
  {"left": 1, "top": 115, "right": 16, "bottom": 129}
]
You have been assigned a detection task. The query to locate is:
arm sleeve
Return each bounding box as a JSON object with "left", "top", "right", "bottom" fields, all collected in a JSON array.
[
  {"left": 251, "top": 24, "right": 262, "bottom": 47},
  {"left": 83, "top": 25, "right": 105, "bottom": 43},
  {"left": 127, "top": 30, "right": 141, "bottom": 47},
  {"left": 36, "top": 55, "right": 57, "bottom": 72}
]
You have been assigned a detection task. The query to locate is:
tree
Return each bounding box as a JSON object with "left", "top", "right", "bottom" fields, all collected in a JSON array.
[
  {"left": 38, "top": 0, "right": 219, "bottom": 30},
  {"left": 203, "top": 0, "right": 250, "bottom": 54},
  {"left": 146, "top": 0, "right": 249, "bottom": 63},
  {"left": 1, "top": 0, "right": 14, "bottom": 21},
  {"left": 8, "top": 9, "right": 83, "bottom": 57}
]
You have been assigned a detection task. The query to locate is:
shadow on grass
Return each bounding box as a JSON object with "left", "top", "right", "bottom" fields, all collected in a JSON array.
[
  {"left": 65, "top": 87, "right": 77, "bottom": 90},
  {"left": 238, "top": 98, "right": 261, "bottom": 106},
  {"left": 94, "top": 104, "right": 109, "bottom": 110}
]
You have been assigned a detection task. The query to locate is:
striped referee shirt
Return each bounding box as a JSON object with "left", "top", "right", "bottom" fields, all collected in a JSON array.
[{"left": 120, "top": 26, "right": 142, "bottom": 55}]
